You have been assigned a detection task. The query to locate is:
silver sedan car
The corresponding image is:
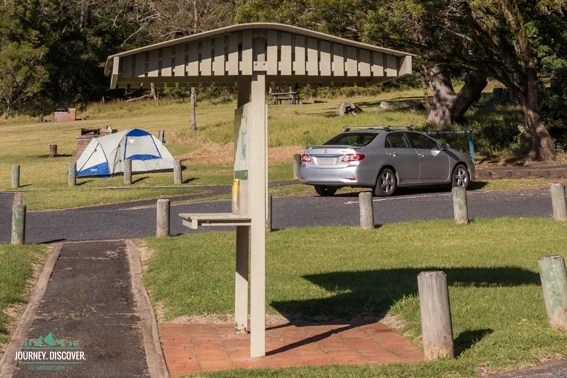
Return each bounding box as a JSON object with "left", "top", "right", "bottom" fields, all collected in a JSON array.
[{"left": 299, "top": 127, "right": 475, "bottom": 196}]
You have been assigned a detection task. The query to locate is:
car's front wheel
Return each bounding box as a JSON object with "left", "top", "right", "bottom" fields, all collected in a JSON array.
[
  {"left": 314, "top": 185, "right": 337, "bottom": 197},
  {"left": 451, "top": 164, "right": 470, "bottom": 189},
  {"left": 374, "top": 168, "right": 397, "bottom": 197}
]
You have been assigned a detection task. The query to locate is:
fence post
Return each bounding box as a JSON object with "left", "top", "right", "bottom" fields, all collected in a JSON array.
[
  {"left": 11, "top": 203, "right": 26, "bottom": 245},
  {"left": 11, "top": 164, "right": 20, "bottom": 189},
  {"left": 418, "top": 271, "right": 454, "bottom": 360},
  {"left": 123, "top": 159, "right": 132, "bottom": 185},
  {"left": 158, "top": 129, "right": 165, "bottom": 143},
  {"left": 292, "top": 154, "right": 301, "bottom": 179},
  {"left": 156, "top": 199, "right": 170, "bottom": 237},
  {"left": 538, "top": 255, "right": 567, "bottom": 331},
  {"left": 551, "top": 183, "right": 567, "bottom": 221},
  {"left": 452, "top": 187, "right": 469, "bottom": 225},
  {"left": 173, "top": 160, "right": 182, "bottom": 185},
  {"left": 359, "top": 192, "right": 374, "bottom": 230},
  {"left": 68, "top": 162, "right": 76, "bottom": 187}
]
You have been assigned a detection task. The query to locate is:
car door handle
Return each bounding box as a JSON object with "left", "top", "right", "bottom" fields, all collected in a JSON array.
[
  {"left": 388, "top": 152, "right": 397, "bottom": 157},
  {"left": 418, "top": 153, "right": 425, "bottom": 158}
]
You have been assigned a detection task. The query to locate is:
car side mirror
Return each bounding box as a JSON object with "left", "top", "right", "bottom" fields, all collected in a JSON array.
[{"left": 440, "top": 142, "right": 449, "bottom": 151}]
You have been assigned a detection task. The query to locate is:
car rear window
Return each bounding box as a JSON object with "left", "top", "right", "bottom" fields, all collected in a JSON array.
[{"left": 324, "top": 133, "right": 377, "bottom": 146}]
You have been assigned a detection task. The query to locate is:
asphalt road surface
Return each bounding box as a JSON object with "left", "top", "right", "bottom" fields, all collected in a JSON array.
[{"left": 0, "top": 186, "right": 555, "bottom": 244}]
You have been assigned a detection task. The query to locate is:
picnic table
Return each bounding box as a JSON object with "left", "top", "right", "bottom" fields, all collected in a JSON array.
[{"left": 269, "top": 91, "right": 301, "bottom": 105}]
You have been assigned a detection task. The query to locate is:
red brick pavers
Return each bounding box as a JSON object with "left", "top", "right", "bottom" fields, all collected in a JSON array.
[{"left": 160, "top": 322, "right": 423, "bottom": 377}]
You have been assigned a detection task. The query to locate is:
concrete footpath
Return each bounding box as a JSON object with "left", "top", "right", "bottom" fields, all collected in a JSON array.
[{"left": 0, "top": 240, "right": 167, "bottom": 378}]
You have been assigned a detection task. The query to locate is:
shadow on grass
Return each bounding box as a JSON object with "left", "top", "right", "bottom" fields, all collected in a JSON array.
[
  {"left": 331, "top": 183, "right": 488, "bottom": 198},
  {"left": 270, "top": 267, "right": 537, "bottom": 355},
  {"left": 454, "top": 328, "right": 494, "bottom": 357},
  {"left": 131, "top": 176, "right": 149, "bottom": 184}
]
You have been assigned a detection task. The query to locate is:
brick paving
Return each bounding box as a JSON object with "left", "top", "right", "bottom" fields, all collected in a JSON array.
[{"left": 160, "top": 322, "right": 424, "bottom": 376}]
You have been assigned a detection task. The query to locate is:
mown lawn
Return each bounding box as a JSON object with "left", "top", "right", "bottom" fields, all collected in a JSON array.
[{"left": 142, "top": 218, "right": 567, "bottom": 377}]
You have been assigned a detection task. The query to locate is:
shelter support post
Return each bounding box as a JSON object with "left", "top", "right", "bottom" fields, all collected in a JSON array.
[
  {"left": 248, "top": 68, "right": 267, "bottom": 358},
  {"left": 235, "top": 226, "right": 249, "bottom": 333}
]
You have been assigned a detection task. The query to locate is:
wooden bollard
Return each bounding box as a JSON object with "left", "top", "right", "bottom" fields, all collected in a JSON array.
[
  {"left": 418, "top": 271, "right": 454, "bottom": 360},
  {"left": 551, "top": 183, "right": 567, "bottom": 221},
  {"left": 158, "top": 129, "right": 165, "bottom": 143},
  {"left": 292, "top": 154, "right": 301, "bottom": 179},
  {"left": 11, "top": 203, "right": 26, "bottom": 245},
  {"left": 11, "top": 164, "right": 20, "bottom": 189},
  {"left": 68, "top": 162, "right": 76, "bottom": 187},
  {"left": 538, "top": 255, "right": 567, "bottom": 331},
  {"left": 156, "top": 199, "right": 170, "bottom": 237},
  {"left": 13, "top": 192, "right": 23, "bottom": 207},
  {"left": 452, "top": 187, "right": 468, "bottom": 224},
  {"left": 359, "top": 192, "right": 374, "bottom": 229},
  {"left": 266, "top": 195, "right": 272, "bottom": 232},
  {"left": 173, "top": 160, "right": 182, "bottom": 185},
  {"left": 49, "top": 144, "right": 58, "bottom": 157},
  {"left": 123, "top": 159, "right": 132, "bottom": 185}
]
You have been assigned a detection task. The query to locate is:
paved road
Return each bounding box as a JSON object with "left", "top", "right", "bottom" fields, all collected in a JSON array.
[{"left": 0, "top": 186, "right": 555, "bottom": 244}]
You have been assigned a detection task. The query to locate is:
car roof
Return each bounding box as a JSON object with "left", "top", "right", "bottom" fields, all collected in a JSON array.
[{"left": 342, "top": 126, "right": 415, "bottom": 133}]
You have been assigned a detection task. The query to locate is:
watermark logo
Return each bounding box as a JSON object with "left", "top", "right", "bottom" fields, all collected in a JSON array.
[{"left": 15, "top": 332, "right": 86, "bottom": 371}]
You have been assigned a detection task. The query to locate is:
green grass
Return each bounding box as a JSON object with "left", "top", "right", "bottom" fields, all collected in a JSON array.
[
  {"left": 143, "top": 218, "right": 567, "bottom": 377},
  {"left": 0, "top": 88, "right": 560, "bottom": 210},
  {"left": 0, "top": 245, "right": 46, "bottom": 347}
]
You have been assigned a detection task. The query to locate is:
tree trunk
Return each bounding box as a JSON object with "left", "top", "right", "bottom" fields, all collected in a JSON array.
[
  {"left": 190, "top": 87, "right": 197, "bottom": 131},
  {"left": 515, "top": 89, "right": 556, "bottom": 161},
  {"left": 426, "top": 64, "right": 487, "bottom": 127}
]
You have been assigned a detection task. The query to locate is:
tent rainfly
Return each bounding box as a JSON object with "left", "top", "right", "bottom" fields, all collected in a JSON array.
[{"left": 76, "top": 128, "right": 174, "bottom": 177}]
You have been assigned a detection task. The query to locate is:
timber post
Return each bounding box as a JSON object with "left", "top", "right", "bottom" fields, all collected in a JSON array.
[
  {"left": 123, "top": 159, "right": 132, "bottom": 185},
  {"left": 538, "top": 255, "right": 567, "bottom": 331},
  {"left": 173, "top": 160, "right": 182, "bottom": 185},
  {"left": 418, "top": 271, "right": 454, "bottom": 360},
  {"left": 551, "top": 183, "right": 567, "bottom": 221},
  {"left": 359, "top": 192, "right": 374, "bottom": 230},
  {"left": 68, "top": 162, "right": 76, "bottom": 187},
  {"left": 292, "top": 154, "right": 301, "bottom": 180},
  {"left": 11, "top": 203, "right": 26, "bottom": 245},
  {"left": 11, "top": 164, "right": 20, "bottom": 189},
  {"left": 156, "top": 199, "right": 170, "bottom": 237},
  {"left": 452, "top": 187, "right": 469, "bottom": 225}
]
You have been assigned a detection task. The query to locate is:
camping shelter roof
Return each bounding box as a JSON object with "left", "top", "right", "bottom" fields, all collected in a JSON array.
[{"left": 105, "top": 23, "right": 413, "bottom": 88}]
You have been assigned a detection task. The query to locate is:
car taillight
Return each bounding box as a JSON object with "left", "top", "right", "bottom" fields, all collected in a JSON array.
[
  {"left": 342, "top": 153, "right": 366, "bottom": 162},
  {"left": 301, "top": 154, "right": 312, "bottom": 162}
]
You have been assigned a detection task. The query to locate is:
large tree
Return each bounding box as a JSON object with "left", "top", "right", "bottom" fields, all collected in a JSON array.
[
  {"left": 238, "top": 0, "right": 565, "bottom": 160},
  {"left": 365, "top": 0, "right": 564, "bottom": 160}
]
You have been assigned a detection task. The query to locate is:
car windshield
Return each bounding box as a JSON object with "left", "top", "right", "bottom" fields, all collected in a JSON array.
[{"left": 324, "top": 132, "right": 377, "bottom": 146}]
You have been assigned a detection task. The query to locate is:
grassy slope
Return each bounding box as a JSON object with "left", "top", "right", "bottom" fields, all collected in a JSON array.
[
  {"left": 143, "top": 218, "right": 567, "bottom": 377},
  {"left": 0, "top": 245, "right": 46, "bottom": 348}
]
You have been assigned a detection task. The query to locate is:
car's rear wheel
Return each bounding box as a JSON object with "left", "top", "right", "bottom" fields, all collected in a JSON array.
[
  {"left": 374, "top": 168, "right": 397, "bottom": 197},
  {"left": 314, "top": 185, "right": 337, "bottom": 197},
  {"left": 451, "top": 164, "right": 470, "bottom": 189}
]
